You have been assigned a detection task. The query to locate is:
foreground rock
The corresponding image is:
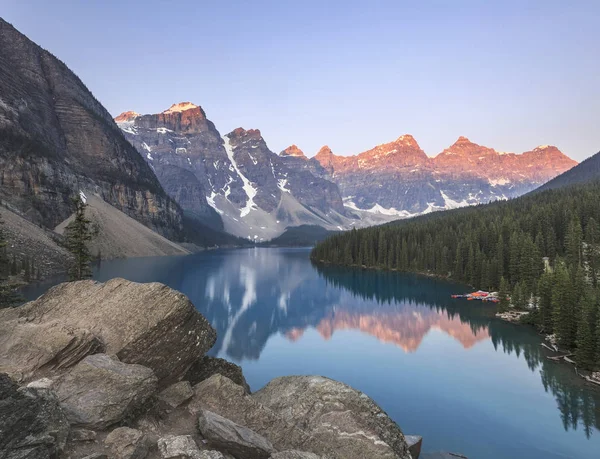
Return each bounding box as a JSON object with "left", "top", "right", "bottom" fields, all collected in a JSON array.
[
  {"left": 189, "top": 375, "right": 320, "bottom": 454},
  {"left": 105, "top": 427, "right": 149, "bottom": 459},
  {"left": 53, "top": 354, "right": 157, "bottom": 429},
  {"left": 0, "top": 278, "right": 216, "bottom": 386},
  {"left": 185, "top": 356, "right": 251, "bottom": 393},
  {"left": 198, "top": 409, "right": 275, "bottom": 459},
  {"left": 0, "top": 373, "right": 70, "bottom": 459},
  {"left": 190, "top": 374, "right": 411, "bottom": 459},
  {"left": 253, "top": 376, "right": 412, "bottom": 459}
]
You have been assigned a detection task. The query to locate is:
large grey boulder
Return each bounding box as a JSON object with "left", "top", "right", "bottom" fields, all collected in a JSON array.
[
  {"left": 53, "top": 354, "right": 157, "bottom": 429},
  {"left": 197, "top": 409, "right": 275, "bottom": 459},
  {"left": 185, "top": 356, "right": 251, "bottom": 393},
  {"left": 0, "top": 373, "right": 70, "bottom": 459},
  {"left": 0, "top": 278, "right": 217, "bottom": 386},
  {"left": 189, "top": 375, "right": 320, "bottom": 454},
  {"left": 157, "top": 435, "right": 224, "bottom": 459},
  {"left": 253, "top": 376, "right": 411, "bottom": 459},
  {"left": 105, "top": 427, "right": 149, "bottom": 459}
]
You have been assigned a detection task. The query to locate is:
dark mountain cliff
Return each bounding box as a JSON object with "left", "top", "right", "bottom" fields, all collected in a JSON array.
[{"left": 0, "top": 18, "right": 182, "bottom": 238}]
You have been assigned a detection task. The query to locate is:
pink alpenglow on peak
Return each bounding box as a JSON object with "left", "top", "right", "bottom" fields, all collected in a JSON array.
[
  {"left": 162, "top": 102, "right": 199, "bottom": 114},
  {"left": 280, "top": 145, "right": 307, "bottom": 158},
  {"left": 114, "top": 111, "right": 140, "bottom": 123}
]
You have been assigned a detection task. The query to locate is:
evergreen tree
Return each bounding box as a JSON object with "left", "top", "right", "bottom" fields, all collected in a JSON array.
[
  {"left": 65, "top": 194, "right": 93, "bottom": 281},
  {"left": 576, "top": 292, "right": 596, "bottom": 369},
  {"left": 498, "top": 276, "right": 510, "bottom": 312},
  {"left": 0, "top": 215, "right": 20, "bottom": 308}
]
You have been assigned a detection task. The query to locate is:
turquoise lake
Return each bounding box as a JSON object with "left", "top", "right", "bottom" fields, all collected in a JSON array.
[{"left": 23, "top": 248, "right": 600, "bottom": 458}]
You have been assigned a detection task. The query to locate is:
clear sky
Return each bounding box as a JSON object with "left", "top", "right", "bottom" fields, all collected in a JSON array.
[{"left": 3, "top": 0, "right": 599, "bottom": 160}]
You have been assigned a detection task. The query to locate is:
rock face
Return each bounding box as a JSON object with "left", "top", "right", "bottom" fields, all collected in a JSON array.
[
  {"left": 253, "top": 375, "right": 412, "bottom": 459},
  {"left": 313, "top": 136, "right": 577, "bottom": 217},
  {"left": 184, "top": 356, "right": 251, "bottom": 393},
  {"left": 197, "top": 409, "right": 275, "bottom": 459},
  {"left": 53, "top": 354, "right": 157, "bottom": 429},
  {"left": 0, "top": 18, "right": 182, "bottom": 239},
  {"left": 0, "top": 373, "right": 70, "bottom": 459},
  {"left": 0, "top": 278, "right": 217, "bottom": 386},
  {"left": 116, "top": 106, "right": 355, "bottom": 241}
]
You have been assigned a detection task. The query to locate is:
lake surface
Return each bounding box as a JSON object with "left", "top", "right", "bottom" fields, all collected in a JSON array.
[{"left": 24, "top": 248, "right": 600, "bottom": 458}]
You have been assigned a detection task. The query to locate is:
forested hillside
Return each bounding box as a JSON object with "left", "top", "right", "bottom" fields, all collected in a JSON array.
[{"left": 311, "top": 180, "right": 600, "bottom": 369}]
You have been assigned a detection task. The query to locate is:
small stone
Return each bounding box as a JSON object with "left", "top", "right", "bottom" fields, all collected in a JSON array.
[
  {"left": 26, "top": 378, "right": 54, "bottom": 389},
  {"left": 81, "top": 454, "right": 108, "bottom": 459},
  {"left": 197, "top": 409, "right": 275, "bottom": 459},
  {"left": 405, "top": 435, "right": 423, "bottom": 459},
  {"left": 105, "top": 427, "right": 149, "bottom": 459},
  {"left": 158, "top": 380, "right": 194, "bottom": 409},
  {"left": 70, "top": 428, "right": 97, "bottom": 442},
  {"left": 157, "top": 434, "right": 215, "bottom": 458},
  {"left": 270, "top": 452, "right": 322, "bottom": 458}
]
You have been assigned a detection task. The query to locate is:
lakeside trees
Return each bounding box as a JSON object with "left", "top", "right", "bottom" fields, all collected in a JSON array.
[
  {"left": 0, "top": 215, "right": 20, "bottom": 307},
  {"left": 312, "top": 181, "right": 600, "bottom": 370},
  {"left": 65, "top": 194, "right": 92, "bottom": 281}
]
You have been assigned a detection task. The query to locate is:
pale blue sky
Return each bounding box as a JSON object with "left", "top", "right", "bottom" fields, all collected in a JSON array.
[{"left": 3, "top": 0, "right": 599, "bottom": 160}]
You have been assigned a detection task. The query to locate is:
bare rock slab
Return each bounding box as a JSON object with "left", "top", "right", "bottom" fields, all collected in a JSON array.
[
  {"left": 53, "top": 354, "right": 157, "bottom": 429},
  {"left": 0, "top": 373, "right": 70, "bottom": 459},
  {"left": 253, "top": 375, "right": 412, "bottom": 459},
  {"left": 0, "top": 278, "right": 217, "bottom": 386},
  {"left": 197, "top": 409, "right": 275, "bottom": 459}
]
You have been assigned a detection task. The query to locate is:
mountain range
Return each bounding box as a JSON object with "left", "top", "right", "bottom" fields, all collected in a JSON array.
[
  {"left": 0, "top": 16, "right": 580, "bottom": 251},
  {"left": 116, "top": 103, "right": 576, "bottom": 240}
]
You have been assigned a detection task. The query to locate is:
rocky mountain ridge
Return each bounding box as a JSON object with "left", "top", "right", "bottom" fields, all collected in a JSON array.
[
  {"left": 116, "top": 106, "right": 394, "bottom": 241},
  {"left": 117, "top": 103, "right": 576, "bottom": 238},
  {"left": 309, "top": 134, "right": 577, "bottom": 217}
]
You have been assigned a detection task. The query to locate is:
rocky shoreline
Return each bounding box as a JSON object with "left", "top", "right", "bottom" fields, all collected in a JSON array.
[
  {"left": 495, "top": 311, "right": 600, "bottom": 387},
  {"left": 0, "top": 278, "right": 456, "bottom": 459}
]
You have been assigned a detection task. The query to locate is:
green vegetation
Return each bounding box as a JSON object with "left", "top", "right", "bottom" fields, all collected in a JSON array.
[
  {"left": 262, "top": 225, "right": 339, "bottom": 247},
  {"left": 65, "top": 194, "right": 93, "bottom": 281},
  {"left": 312, "top": 181, "right": 600, "bottom": 369},
  {"left": 0, "top": 215, "right": 21, "bottom": 307}
]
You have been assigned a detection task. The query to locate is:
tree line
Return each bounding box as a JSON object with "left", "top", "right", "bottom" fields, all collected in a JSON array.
[{"left": 311, "top": 181, "right": 600, "bottom": 370}]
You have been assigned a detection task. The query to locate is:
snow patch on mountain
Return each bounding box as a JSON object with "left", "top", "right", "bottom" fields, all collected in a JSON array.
[{"left": 223, "top": 134, "right": 257, "bottom": 217}]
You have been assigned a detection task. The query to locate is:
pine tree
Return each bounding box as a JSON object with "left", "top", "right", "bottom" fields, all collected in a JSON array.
[
  {"left": 498, "top": 276, "right": 510, "bottom": 312},
  {"left": 65, "top": 194, "right": 93, "bottom": 281},
  {"left": 576, "top": 292, "right": 596, "bottom": 369},
  {"left": 0, "top": 215, "right": 20, "bottom": 308}
]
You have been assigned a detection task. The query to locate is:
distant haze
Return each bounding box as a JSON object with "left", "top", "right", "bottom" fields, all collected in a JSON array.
[{"left": 3, "top": 0, "right": 599, "bottom": 161}]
